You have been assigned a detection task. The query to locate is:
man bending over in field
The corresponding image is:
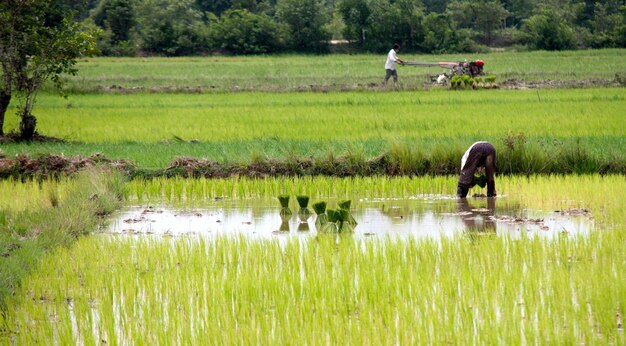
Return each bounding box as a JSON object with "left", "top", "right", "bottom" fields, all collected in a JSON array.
[{"left": 457, "top": 141, "right": 497, "bottom": 198}]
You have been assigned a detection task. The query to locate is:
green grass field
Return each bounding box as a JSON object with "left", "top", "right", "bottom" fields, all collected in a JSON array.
[
  {"left": 58, "top": 49, "right": 626, "bottom": 93},
  {"left": 2, "top": 88, "right": 624, "bottom": 169}
]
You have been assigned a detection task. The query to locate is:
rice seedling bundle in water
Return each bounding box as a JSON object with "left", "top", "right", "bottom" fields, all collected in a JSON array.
[
  {"left": 278, "top": 194, "right": 291, "bottom": 217},
  {"left": 313, "top": 201, "right": 328, "bottom": 228},
  {"left": 296, "top": 195, "right": 312, "bottom": 220}
]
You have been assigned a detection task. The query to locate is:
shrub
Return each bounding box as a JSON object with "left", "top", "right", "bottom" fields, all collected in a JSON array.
[{"left": 210, "top": 9, "right": 288, "bottom": 54}]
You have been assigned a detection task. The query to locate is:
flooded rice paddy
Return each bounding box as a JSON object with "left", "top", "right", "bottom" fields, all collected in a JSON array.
[{"left": 107, "top": 195, "right": 593, "bottom": 240}]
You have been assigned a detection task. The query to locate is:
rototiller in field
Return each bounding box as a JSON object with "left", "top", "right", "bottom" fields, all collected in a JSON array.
[{"left": 402, "top": 59, "right": 485, "bottom": 84}]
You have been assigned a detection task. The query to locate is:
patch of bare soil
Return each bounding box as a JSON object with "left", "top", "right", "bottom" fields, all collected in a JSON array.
[
  {"left": 492, "top": 215, "right": 545, "bottom": 225},
  {"left": 499, "top": 78, "right": 621, "bottom": 90},
  {"left": 0, "top": 133, "right": 65, "bottom": 144},
  {"left": 554, "top": 208, "right": 591, "bottom": 216},
  {"left": 91, "top": 74, "right": 625, "bottom": 93},
  {"left": 0, "top": 153, "right": 135, "bottom": 179}
]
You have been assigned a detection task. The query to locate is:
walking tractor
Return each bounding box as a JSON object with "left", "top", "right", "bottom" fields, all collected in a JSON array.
[{"left": 402, "top": 59, "right": 485, "bottom": 84}]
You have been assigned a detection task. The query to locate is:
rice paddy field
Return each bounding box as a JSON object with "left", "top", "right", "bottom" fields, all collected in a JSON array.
[
  {"left": 1, "top": 49, "right": 625, "bottom": 344},
  {"left": 1, "top": 175, "right": 625, "bottom": 344},
  {"left": 59, "top": 49, "right": 625, "bottom": 92},
  {"left": 1, "top": 88, "right": 625, "bottom": 170}
]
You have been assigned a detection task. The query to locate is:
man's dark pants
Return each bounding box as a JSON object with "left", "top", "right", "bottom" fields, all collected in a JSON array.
[{"left": 384, "top": 69, "right": 398, "bottom": 84}]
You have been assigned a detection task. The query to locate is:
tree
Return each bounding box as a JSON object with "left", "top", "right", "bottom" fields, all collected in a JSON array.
[
  {"left": 0, "top": 0, "right": 98, "bottom": 139},
  {"left": 90, "top": 0, "right": 136, "bottom": 56},
  {"left": 349, "top": 0, "right": 423, "bottom": 52},
  {"left": 588, "top": 2, "right": 624, "bottom": 48},
  {"left": 422, "top": 0, "right": 452, "bottom": 14},
  {"left": 134, "top": 0, "right": 208, "bottom": 56},
  {"left": 276, "top": 0, "right": 331, "bottom": 53},
  {"left": 446, "top": 0, "right": 509, "bottom": 46},
  {"left": 421, "top": 12, "right": 470, "bottom": 53},
  {"left": 211, "top": 9, "right": 287, "bottom": 54},
  {"left": 106, "top": 0, "right": 135, "bottom": 42},
  {"left": 520, "top": 9, "right": 576, "bottom": 50},
  {"left": 195, "top": 0, "right": 232, "bottom": 17},
  {"left": 501, "top": 0, "right": 534, "bottom": 26},
  {"left": 337, "top": 0, "right": 370, "bottom": 44}
]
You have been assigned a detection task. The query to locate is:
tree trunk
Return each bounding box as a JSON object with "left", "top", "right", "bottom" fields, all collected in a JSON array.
[
  {"left": 0, "top": 91, "right": 10, "bottom": 137},
  {"left": 19, "top": 113, "right": 37, "bottom": 140}
]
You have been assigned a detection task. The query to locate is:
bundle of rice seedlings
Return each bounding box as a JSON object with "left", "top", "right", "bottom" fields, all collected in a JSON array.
[
  {"left": 278, "top": 194, "right": 292, "bottom": 217},
  {"left": 321, "top": 209, "right": 339, "bottom": 233},
  {"left": 338, "top": 200, "right": 351, "bottom": 209},
  {"left": 297, "top": 195, "right": 310, "bottom": 209},
  {"left": 313, "top": 201, "right": 328, "bottom": 228},
  {"left": 337, "top": 209, "right": 354, "bottom": 233},
  {"left": 313, "top": 201, "right": 327, "bottom": 215},
  {"left": 297, "top": 195, "right": 312, "bottom": 220},
  {"left": 338, "top": 199, "right": 357, "bottom": 226}
]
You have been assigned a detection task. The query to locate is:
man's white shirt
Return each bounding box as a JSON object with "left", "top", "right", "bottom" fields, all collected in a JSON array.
[{"left": 385, "top": 49, "right": 398, "bottom": 70}]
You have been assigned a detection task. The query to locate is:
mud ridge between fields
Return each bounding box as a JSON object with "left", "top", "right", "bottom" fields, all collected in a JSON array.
[
  {"left": 1, "top": 153, "right": 625, "bottom": 180},
  {"left": 89, "top": 76, "right": 625, "bottom": 93},
  {"left": 0, "top": 153, "right": 444, "bottom": 179}
]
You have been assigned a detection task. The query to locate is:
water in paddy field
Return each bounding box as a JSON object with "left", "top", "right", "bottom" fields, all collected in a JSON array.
[{"left": 106, "top": 195, "right": 594, "bottom": 240}]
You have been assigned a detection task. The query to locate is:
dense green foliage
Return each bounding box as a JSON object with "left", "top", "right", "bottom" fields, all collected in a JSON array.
[
  {"left": 0, "top": 0, "right": 99, "bottom": 138},
  {"left": 211, "top": 10, "right": 288, "bottom": 54},
  {"left": 79, "top": 0, "right": 626, "bottom": 55}
]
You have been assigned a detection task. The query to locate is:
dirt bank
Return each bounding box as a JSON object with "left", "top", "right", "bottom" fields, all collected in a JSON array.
[{"left": 87, "top": 76, "right": 625, "bottom": 94}]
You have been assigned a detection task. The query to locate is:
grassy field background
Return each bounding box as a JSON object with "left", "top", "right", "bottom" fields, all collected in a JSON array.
[
  {"left": 2, "top": 88, "right": 624, "bottom": 169},
  {"left": 2, "top": 49, "right": 624, "bottom": 170},
  {"left": 58, "top": 49, "right": 626, "bottom": 92}
]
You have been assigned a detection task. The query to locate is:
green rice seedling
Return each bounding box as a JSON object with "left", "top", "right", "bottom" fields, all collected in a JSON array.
[
  {"left": 278, "top": 194, "right": 290, "bottom": 208},
  {"left": 312, "top": 201, "right": 326, "bottom": 215},
  {"left": 450, "top": 75, "right": 463, "bottom": 89},
  {"left": 296, "top": 195, "right": 310, "bottom": 209},
  {"left": 296, "top": 195, "right": 311, "bottom": 221},
  {"left": 4, "top": 226, "right": 625, "bottom": 344},
  {"left": 321, "top": 209, "right": 339, "bottom": 233},
  {"left": 338, "top": 199, "right": 357, "bottom": 226},
  {"left": 337, "top": 199, "right": 351, "bottom": 210},
  {"left": 337, "top": 209, "right": 354, "bottom": 233},
  {"left": 278, "top": 194, "right": 292, "bottom": 217},
  {"left": 312, "top": 201, "right": 328, "bottom": 228}
]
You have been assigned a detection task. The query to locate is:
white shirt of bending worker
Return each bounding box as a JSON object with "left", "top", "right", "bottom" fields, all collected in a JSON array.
[{"left": 461, "top": 141, "right": 487, "bottom": 170}]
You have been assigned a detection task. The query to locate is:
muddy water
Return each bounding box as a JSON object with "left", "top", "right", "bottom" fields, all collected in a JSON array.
[{"left": 106, "top": 196, "right": 593, "bottom": 240}]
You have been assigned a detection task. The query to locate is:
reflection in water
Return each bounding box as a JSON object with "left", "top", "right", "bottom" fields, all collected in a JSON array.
[
  {"left": 457, "top": 197, "right": 496, "bottom": 233},
  {"left": 297, "top": 222, "right": 310, "bottom": 232},
  {"left": 279, "top": 214, "right": 290, "bottom": 232},
  {"left": 107, "top": 196, "right": 593, "bottom": 240}
]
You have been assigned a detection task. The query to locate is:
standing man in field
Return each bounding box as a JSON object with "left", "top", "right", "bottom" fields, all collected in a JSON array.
[
  {"left": 384, "top": 43, "right": 404, "bottom": 86},
  {"left": 457, "top": 141, "right": 497, "bottom": 198}
]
